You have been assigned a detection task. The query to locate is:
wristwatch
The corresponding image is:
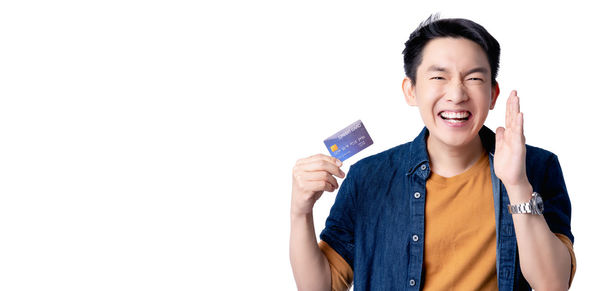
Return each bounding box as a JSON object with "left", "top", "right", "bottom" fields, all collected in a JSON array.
[{"left": 507, "top": 192, "right": 544, "bottom": 215}]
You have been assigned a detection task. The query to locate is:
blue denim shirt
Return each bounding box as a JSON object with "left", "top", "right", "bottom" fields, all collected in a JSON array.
[{"left": 320, "top": 125, "right": 574, "bottom": 291}]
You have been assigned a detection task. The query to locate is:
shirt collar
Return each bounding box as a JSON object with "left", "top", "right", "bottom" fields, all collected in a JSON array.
[{"left": 405, "top": 125, "right": 497, "bottom": 175}]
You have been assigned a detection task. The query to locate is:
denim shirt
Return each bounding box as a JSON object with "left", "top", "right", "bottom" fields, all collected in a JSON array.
[{"left": 320, "top": 126, "right": 574, "bottom": 291}]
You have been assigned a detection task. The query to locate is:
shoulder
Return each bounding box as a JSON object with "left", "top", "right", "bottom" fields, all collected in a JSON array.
[{"left": 525, "top": 144, "right": 558, "bottom": 164}]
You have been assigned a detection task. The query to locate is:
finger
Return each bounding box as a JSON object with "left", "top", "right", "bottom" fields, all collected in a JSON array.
[
  {"left": 294, "top": 154, "right": 344, "bottom": 177},
  {"left": 303, "top": 180, "right": 336, "bottom": 193},
  {"left": 518, "top": 112, "right": 524, "bottom": 135},
  {"left": 299, "top": 158, "right": 345, "bottom": 178},
  {"left": 301, "top": 171, "right": 339, "bottom": 189},
  {"left": 508, "top": 96, "right": 515, "bottom": 129},
  {"left": 297, "top": 153, "right": 342, "bottom": 168},
  {"left": 507, "top": 91, "right": 521, "bottom": 130},
  {"left": 295, "top": 153, "right": 323, "bottom": 165},
  {"left": 495, "top": 126, "right": 505, "bottom": 147},
  {"left": 520, "top": 112, "right": 526, "bottom": 143},
  {"left": 505, "top": 91, "right": 515, "bottom": 128},
  {"left": 512, "top": 94, "right": 521, "bottom": 129}
]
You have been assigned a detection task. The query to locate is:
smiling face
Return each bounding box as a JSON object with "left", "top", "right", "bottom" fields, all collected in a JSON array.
[{"left": 403, "top": 37, "right": 500, "bottom": 149}]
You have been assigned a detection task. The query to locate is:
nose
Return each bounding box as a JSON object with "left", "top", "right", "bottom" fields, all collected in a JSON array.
[{"left": 445, "top": 81, "right": 469, "bottom": 104}]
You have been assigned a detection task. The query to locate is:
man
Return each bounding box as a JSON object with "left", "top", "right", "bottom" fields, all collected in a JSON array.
[{"left": 290, "top": 15, "right": 575, "bottom": 290}]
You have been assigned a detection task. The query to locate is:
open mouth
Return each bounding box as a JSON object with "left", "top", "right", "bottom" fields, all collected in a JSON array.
[{"left": 438, "top": 111, "right": 471, "bottom": 124}]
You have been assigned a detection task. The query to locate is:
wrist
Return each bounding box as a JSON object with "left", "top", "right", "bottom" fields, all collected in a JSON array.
[
  {"left": 290, "top": 206, "right": 314, "bottom": 219},
  {"left": 505, "top": 182, "right": 533, "bottom": 204},
  {"left": 290, "top": 211, "right": 315, "bottom": 229},
  {"left": 290, "top": 194, "right": 317, "bottom": 218}
]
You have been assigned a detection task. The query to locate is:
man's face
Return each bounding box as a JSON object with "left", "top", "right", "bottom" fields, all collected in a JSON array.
[{"left": 404, "top": 37, "right": 499, "bottom": 148}]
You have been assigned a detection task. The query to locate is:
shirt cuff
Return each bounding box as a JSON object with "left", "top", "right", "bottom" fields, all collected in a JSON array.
[
  {"left": 554, "top": 232, "right": 576, "bottom": 288},
  {"left": 318, "top": 240, "right": 353, "bottom": 291}
]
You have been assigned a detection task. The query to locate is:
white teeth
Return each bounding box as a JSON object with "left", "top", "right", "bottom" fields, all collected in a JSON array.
[{"left": 440, "top": 111, "right": 470, "bottom": 119}]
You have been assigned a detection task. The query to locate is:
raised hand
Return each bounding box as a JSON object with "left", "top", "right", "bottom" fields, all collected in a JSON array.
[{"left": 494, "top": 90, "right": 530, "bottom": 192}]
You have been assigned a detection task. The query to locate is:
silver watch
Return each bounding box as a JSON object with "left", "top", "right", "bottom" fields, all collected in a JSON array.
[{"left": 507, "top": 192, "right": 544, "bottom": 215}]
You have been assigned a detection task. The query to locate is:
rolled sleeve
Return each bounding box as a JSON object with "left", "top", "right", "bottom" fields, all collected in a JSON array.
[
  {"left": 319, "top": 240, "right": 353, "bottom": 291},
  {"left": 554, "top": 233, "right": 576, "bottom": 288}
]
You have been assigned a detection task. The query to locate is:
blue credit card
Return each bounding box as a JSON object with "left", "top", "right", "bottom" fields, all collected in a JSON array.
[{"left": 324, "top": 120, "right": 374, "bottom": 162}]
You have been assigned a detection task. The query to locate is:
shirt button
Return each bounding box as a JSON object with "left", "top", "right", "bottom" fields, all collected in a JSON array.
[
  {"left": 414, "top": 192, "right": 421, "bottom": 199},
  {"left": 420, "top": 164, "right": 427, "bottom": 171},
  {"left": 412, "top": 235, "right": 419, "bottom": 242},
  {"left": 409, "top": 279, "right": 416, "bottom": 286}
]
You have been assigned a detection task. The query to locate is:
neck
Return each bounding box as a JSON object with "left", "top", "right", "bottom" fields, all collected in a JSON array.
[{"left": 426, "top": 134, "right": 485, "bottom": 178}]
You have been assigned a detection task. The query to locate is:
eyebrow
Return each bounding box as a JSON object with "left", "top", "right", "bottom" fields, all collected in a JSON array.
[{"left": 426, "top": 65, "right": 489, "bottom": 75}]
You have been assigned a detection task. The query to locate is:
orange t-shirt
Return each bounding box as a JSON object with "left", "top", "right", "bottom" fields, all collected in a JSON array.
[
  {"left": 422, "top": 151, "right": 497, "bottom": 290},
  {"left": 319, "top": 151, "right": 576, "bottom": 290}
]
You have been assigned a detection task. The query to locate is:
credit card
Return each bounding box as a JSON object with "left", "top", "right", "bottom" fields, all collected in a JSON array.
[{"left": 324, "top": 120, "right": 373, "bottom": 162}]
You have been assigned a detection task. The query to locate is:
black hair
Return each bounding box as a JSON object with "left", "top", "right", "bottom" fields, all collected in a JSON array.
[{"left": 402, "top": 14, "right": 501, "bottom": 86}]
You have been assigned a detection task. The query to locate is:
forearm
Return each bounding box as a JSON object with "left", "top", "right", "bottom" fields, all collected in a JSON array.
[
  {"left": 508, "top": 184, "right": 571, "bottom": 291},
  {"left": 289, "top": 212, "right": 331, "bottom": 291}
]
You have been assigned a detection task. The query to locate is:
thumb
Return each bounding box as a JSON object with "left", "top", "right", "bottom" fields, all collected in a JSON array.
[{"left": 496, "top": 127, "right": 505, "bottom": 148}]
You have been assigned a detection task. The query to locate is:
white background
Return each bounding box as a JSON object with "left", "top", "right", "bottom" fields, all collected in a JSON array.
[{"left": 1, "top": 1, "right": 598, "bottom": 290}]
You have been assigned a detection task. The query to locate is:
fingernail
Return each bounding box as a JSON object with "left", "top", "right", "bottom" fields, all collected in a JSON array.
[{"left": 336, "top": 159, "right": 342, "bottom": 166}]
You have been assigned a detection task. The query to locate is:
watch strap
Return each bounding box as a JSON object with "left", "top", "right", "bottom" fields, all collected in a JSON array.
[
  {"left": 507, "top": 202, "right": 532, "bottom": 214},
  {"left": 507, "top": 192, "right": 543, "bottom": 215}
]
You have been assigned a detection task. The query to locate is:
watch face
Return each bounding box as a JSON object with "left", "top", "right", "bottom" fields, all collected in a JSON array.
[{"left": 534, "top": 194, "right": 544, "bottom": 213}]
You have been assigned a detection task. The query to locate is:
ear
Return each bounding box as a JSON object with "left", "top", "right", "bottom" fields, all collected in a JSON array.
[
  {"left": 489, "top": 82, "right": 500, "bottom": 109},
  {"left": 402, "top": 77, "right": 418, "bottom": 106}
]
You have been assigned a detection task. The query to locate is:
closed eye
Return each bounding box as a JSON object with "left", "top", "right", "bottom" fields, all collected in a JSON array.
[
  {"left": 467, "top": 77, "right": 483, "bottom": 81},
  {"left": 430, "top": 76, "right": 445, "bottom": 80}
]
